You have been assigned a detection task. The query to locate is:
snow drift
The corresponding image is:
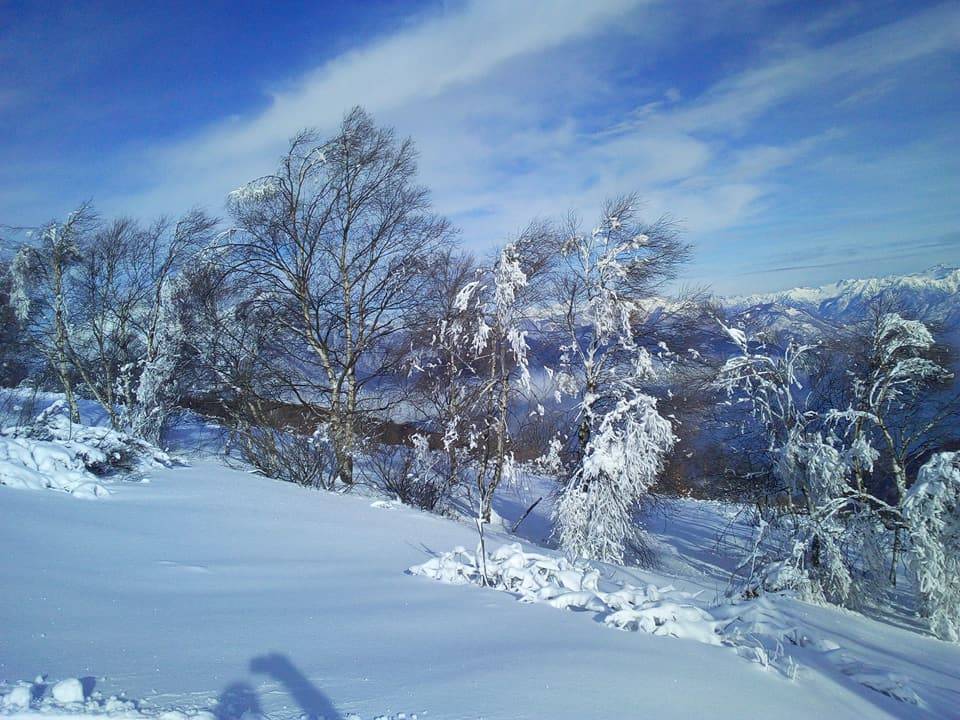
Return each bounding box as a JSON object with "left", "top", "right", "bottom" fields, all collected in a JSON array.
[{"left": 0, "top": 401, "right": 172, "bottom": 497}]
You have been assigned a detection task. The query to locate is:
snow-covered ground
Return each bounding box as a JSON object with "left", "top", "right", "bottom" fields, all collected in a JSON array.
[{"left": 3, "top": 448, "right": 960, "bottom": 719}]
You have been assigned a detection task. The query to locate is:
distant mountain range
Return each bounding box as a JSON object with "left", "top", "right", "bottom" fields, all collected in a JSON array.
[{"left": 724, "top": 265, "right": 960, "bottom": 345}]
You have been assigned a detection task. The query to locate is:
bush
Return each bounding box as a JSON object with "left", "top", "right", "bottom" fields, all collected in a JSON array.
[
  {"left": 364, "top": 440, "right": 450, "bottom": 512},
  {"left": 231, "top": 424, "right": 335, "bottom": 490}
]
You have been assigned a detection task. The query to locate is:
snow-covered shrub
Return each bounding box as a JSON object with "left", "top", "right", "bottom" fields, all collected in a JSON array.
[
  {"left": 902, "top": 452, "right": 960, "bottom": 641},
  {"left": 774, "top": 432, "right": 853, "bottom": 603},
  {"left": 555, "top": 381, "right": 675, "bottom": 563},
  {"left": 410, "top": 542, "right": 721, "bottom": 645},
  {"left": 0, "top": 401, "right": 172, "bottom": 497},
  {"left": 5, "top": 401, "right": 172, "bottom": 474},
  {"left": 0, "top": 434, "right": 109, "bottom": 497}
]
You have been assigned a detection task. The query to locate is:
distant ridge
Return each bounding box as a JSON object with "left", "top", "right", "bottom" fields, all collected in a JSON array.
[{"left": 726, "top": 265, "right": 959, "bottom": 327}]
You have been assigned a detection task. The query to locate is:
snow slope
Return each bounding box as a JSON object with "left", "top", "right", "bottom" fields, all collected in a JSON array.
[{"left": 3, "top": 461, "right": 960, "bottom": 719}]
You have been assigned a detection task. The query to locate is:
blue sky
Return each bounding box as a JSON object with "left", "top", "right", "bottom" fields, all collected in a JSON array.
[{"left": 1, "top": 0, "right": 957, "bottom": 294}]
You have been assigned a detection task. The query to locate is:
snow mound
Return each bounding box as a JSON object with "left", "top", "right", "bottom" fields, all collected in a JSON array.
[
  {"left": 714, "top": 598, "right": 925, "bottom": 703},
  {"left": 0, "top": 675, "right": 423, "bottom": 720},
  {"left": 51, "top": 679, "right": 85, "bottom": 704},
  {"left": 0, "top": 403, "right": 174, "bottom": 498},
  {"left": 0, "top": 435, "right": 110, "bottom": 497},
  {"left": 409, "top": 543, "right": 722, "bottom": 645},
  {"left": 1, "top": 687, "right": 31, "bottom": 710},
  {"left": 0, "top": 676, "right": 214, "bottom": 719},
  {"left": 369, "top": 500, "right": 398, "bottom": 510},
  {"left": 604, "top": 602, "right": 721, "bottom": 644},
  {"left": 834, "top": 658, "right": 924, "bottom": 707}
]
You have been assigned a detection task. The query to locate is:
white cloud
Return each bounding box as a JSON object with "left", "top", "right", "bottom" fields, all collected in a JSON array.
[
  {"left": 114, "top": 0, "right": 647, "bottom": 218},
  {"left": 89, "top": 1, "right": 959, "bottom": 291}
]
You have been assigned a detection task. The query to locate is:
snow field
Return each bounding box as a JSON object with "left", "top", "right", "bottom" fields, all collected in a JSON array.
[{"left": 3, "top": 456, "right": 959, "bottom": 718}]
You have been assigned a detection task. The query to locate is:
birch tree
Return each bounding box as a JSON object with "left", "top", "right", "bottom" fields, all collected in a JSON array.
[
  {"left": 225, "top": 107, "right": 451, "bottom": 485},
  {"left": 444, "top": 225, "right": 552, "bottom": 522},
  {"left": 830, "top": 312, "right": 954, "bottom": 501},
  {"left": 9, "top": 204, "right": 97, "bottom": 422},
  {"left": 827, "top": 310, "right": 955, "bottom": 584}
]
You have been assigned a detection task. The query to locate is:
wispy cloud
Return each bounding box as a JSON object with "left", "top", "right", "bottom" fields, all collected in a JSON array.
[
  {"left": 115, "top": 0, "right": 649, "bottom": 217},
  {"left": 660, "top": 2, "right": 960, "bottom": 135},
  {"left": 3, "top": 1, "right": 957, "bottom": 293}
]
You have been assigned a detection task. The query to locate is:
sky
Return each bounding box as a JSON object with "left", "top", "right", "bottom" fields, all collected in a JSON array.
[{"left": 0, "top": 0, "right": 957, "bottom": 294}]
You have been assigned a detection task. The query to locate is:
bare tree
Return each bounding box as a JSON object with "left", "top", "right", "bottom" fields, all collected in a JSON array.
[
  {"left": 224, "top": 107, "right": 452, "bottom": 485},
  {"left": 64, "top": 217, "right": 140, "bottom": 428},
  {"left": 173, "top": 251, "right": 299, "bottom": 458},
  {"left": 7, "top": 204, "right": 215, "bottom": 439}
]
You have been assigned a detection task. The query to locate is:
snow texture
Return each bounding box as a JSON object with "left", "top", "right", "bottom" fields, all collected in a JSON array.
[
  {"left": 410, "top": 543, "right": 722, "bottom": 645},
  {"left": 409, "top": 539, "right": 938, "bottom": 705}
]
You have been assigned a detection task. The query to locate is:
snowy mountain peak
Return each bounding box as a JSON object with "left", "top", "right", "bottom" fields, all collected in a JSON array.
[
  {"left": 728, "top": 265, "right": 960, "bottom": 327},
  {"left": 732, "top": 265, "right": 958, "bottom": 306}
]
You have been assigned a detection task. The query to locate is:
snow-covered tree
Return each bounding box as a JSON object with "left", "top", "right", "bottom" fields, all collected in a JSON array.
[
  {"left": 715, "top": 327, "right": 859, "bottom": 602},
  {"left": 555, "top": 359, "right": 676, "bottom": 562},
  {"left": 902, "top": 452, "right": 960, "bottom": 641},
  {"left": 120, "top": 211, "right": 216, "bottom": 442},
  {"left": 714, "top": 327, "right": 816, "bottom": 451},
  {"left": 9, "top": 204, "right": 96, "bottom": 422},
  {"left": 829, "top": 311, "right": 954, "bottom": 583},
  {"left": 404, "top": 249, "right": 485, "bottom": 496},
  {"left": 8, "top": 206, "right": 214, "bottom": 441},
  {"left": 0, "top": 260, "right": 28, "bottom": 386},
  {"left": 551, "top": 197, "right": 688, "bottom": 562},
  {"left": 831, "top": 312, "right": 953, "bottom": 500},
  {"left": 475, "top": 241, "right": 533, "bottom": 522},
  {"left": 448, "top": 228, "right": 551, "bottom": 523},
  {"left": 124, "top": 279, "right": 183, "bottom": 443}
]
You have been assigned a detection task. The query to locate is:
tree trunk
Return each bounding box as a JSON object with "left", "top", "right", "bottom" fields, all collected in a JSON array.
[
  {"left": 482, "top": 343, "right": 510, "bottom": 523},
  {"left": 890, "top": 526, "right": 901, "bottom": 587},
  {"left": 52, "top": 261, "right": 80, "bottom": 424}
]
